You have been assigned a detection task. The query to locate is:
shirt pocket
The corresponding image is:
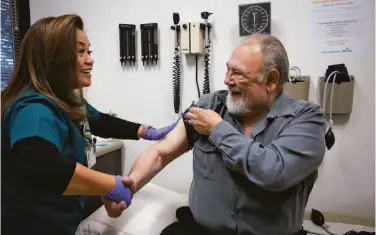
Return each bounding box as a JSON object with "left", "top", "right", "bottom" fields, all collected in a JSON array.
[{"left": 192, "top": 138, "right": 223, "bottom": 180}]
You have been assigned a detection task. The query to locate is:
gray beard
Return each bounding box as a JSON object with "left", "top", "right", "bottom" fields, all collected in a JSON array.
[{"left": 226, "top": 94, "right": 251, "bottom": 116}]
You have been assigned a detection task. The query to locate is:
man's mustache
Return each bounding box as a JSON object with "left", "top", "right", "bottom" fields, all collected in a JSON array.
[{"left": 228, "top": 87, "right": 242, "bottom": 93}]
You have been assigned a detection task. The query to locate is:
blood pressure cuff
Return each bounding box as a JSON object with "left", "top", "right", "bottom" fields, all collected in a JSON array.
[
  {"left": 182, "top": 103, "right": 199, "bottom": 150},
  {"left": 181, "top": 100, "right": 225, "bottom": 150}
]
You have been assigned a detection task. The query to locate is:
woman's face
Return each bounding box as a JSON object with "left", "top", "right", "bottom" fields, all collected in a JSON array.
[{"left": 77, "top": 29, "right": 94, "bottom": 87}]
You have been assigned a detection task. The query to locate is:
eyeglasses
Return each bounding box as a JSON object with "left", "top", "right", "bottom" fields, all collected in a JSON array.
[
  {"left": 226, "top": 63, "right": 267, "bottom": 84},
  {"left": 226, "top": 66, "right": 253, "bottom": 82}
]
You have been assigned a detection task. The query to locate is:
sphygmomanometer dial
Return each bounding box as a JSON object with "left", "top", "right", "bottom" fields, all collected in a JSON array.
[{"left": 239, "top": 3, "right": 271, "bottom": 36}]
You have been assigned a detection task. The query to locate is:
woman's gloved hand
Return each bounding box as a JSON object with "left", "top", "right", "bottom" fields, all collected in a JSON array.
[
  {"left": 142, "top": 118, "right": 180, "bottom": 141},
  {"left": 104, "top": 175, "right": 132, "bottom": 208}
]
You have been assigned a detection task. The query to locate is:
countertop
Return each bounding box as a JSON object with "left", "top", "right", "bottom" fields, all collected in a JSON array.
[{"left": 95, "top": 139, "right": 124, "bottom": 157}]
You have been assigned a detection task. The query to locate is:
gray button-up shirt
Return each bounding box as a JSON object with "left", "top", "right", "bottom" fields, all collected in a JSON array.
[{"left": 184, "top": 90, "right": 326, "bottom": 235}]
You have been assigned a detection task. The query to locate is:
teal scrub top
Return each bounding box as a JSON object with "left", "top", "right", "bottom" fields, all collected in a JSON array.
[{"left": 1, "top": 89, "right": 101, "bottom": 234}]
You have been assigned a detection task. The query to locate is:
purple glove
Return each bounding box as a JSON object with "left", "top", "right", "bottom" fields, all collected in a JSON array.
[
  {"left": 142, "top": 118, "right": 180, "bottom": 141},
  {"left": 104, "top": 175, "right": 132, "bottom": 208}
]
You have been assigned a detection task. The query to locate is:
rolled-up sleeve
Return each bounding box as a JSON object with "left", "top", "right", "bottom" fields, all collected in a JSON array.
[{"left": 208, "top": 106, "right": 326, "bottom": 191}]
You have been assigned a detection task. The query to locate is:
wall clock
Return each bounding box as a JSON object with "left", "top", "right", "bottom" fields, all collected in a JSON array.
[{"left": 239, "top": 2, "right": 271, "bottom": 37}]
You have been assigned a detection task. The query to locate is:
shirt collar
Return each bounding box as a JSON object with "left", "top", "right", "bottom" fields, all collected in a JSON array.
[{"left": 266, "top": 91, "right": 295, "bottom": 119}]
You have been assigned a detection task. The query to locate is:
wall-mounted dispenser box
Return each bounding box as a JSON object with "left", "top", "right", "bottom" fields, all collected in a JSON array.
[
  {"left": 180, "top": 22, "right": 204, "bottom": 55},
  {"left": 284, "top": 76, "right": 310, "bottom": 101},
  {"left": 318, "top": 76, "right": 355, "bottom": 114}
]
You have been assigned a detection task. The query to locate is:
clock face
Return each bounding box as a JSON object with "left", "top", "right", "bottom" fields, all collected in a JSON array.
[{"left": 239, "top": 3, "right": 271, "bottom": 36}]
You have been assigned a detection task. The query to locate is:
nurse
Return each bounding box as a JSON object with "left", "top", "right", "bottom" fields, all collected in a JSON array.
[{"left": 1, "top": 14, "right": 177, "bottom": 235}]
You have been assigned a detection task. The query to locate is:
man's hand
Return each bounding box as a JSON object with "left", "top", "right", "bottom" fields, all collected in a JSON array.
[
  {"left": 121, "top": 176, "right": 137, "bottom": 194},
  {"left": 103, "top": 197, "right": 126, "bottom": 218},
  {"left": 102, "top": 176, "right": 136, "bottom": 218},
  {"left": 103, "top": 176, "right": 132, "bottom": 206},
  {"left": 186, "top": 107, "right": 223, "bottom": 135}
]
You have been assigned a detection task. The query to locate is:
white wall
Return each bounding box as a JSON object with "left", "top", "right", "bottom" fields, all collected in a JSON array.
[{"left": 30, "top": 0, "right": 375, "bottom": 219}]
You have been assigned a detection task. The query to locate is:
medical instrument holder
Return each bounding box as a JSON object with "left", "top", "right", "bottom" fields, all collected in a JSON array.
[
  {"left": 284, "top": 76, "right": 311, "bottom": 101},
  {"left": 118, "top": 24, "right": 136, "bottom": 66},
  {"left": 140, "top": 23, "right": 159, "bottom": 65},
  {"left": 318, "top": 76, "right": 355, "bottom": 114},
  {"left": 284, "top": 66, "right": 310, "bottom": 101}
]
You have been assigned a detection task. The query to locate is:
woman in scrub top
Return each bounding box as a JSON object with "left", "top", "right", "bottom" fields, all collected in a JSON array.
[{"left": 1, "top": 14, "right": 177, "bottom": 235}]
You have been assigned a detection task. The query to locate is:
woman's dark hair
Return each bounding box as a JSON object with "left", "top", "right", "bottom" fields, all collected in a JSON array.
[{"left": 1, "top": 14, "right": 87, "bottom": 121}]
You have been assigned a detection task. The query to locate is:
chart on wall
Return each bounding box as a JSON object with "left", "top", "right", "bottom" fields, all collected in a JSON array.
[
  {"left": 239, "top": 2, "right": 271, "bottom": 37},
  {"left": 309, "top": 0, "right": 368, "bottom": 54}
]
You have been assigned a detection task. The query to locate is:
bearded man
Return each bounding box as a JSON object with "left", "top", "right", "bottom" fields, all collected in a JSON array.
[{"left": 115, "top": 33, "right": 327, "bottom": 235}]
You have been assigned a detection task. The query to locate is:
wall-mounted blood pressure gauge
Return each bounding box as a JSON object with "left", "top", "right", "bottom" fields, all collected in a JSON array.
[{"left": 239, "top": 2, "right": 271, "bottom": 36}]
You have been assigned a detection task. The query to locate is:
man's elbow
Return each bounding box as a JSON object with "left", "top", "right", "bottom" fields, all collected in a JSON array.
[
  {"left": 153, "top": 141, "right": 186, "bottom": 167},
  {"left": 258, "top": 171, "right": 291, "bottom": 192},
  {"left": 257, "top": 159, "right": 324, "bottom": 192},
  {"left": 262, "top": 177, "right": 302, "bottom": 192},
  {"left": 155, "top": 147, "right": 174, "bottom": 167}
]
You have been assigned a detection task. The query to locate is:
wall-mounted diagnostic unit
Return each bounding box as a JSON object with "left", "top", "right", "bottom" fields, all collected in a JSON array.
[
  {"left": 170, "top": 11, "right": 214, "bottom": 114},
  {"left": 284, "top": 66, "right": 310, "bottom": 101},
  {"left": 179, "top": 12, "right": 212, "bottom": 57},
  {"left": 140, "top": 23, "right": 159, "bottom": 65},
  {"left": 118, "top": 24, "right": 136, "bottom": 66},
  {"left": 180, "top": 22, "right": 205, "bottom": 55},
  {"left": 201, "top": 11, "right": 212, "bottom": 95},
  {"left": 171, "top": 13, "right": 182, "bottom": 114},
  {"left": 239, "top": 2, "right": 271, "bottom": 36}
]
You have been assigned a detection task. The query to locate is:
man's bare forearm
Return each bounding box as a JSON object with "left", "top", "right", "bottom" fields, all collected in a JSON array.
[
  {"left": 128, "top": 144, "right": 174, "bottom": 192},
  {"left": 128, "top": 120, "right": 189, "bottom": 193}
]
